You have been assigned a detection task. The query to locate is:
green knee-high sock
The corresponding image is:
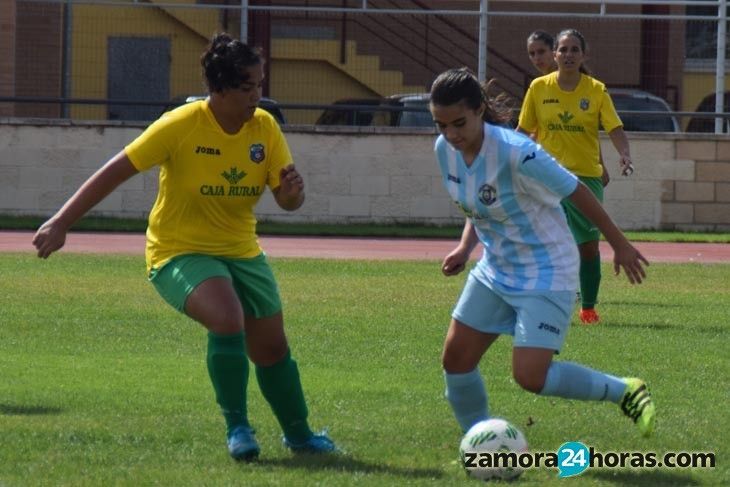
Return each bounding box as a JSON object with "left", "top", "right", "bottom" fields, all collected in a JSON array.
[
  {"left": 255, "top": 349, "right": 312, "bottom": 443},
  {"left": 206, "top": 332, "right": 250, "bottom": 435},
  {"left": 580, "top": 254, "right": 602, "bottom": 309}
]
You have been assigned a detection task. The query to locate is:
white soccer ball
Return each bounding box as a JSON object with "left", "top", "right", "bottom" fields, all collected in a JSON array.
[{"left": 459, "top": 418, "right": 529, "bottom": 481}]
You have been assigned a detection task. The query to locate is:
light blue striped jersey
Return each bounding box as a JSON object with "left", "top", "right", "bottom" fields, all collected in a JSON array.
[{"left": 435, "top": 123, "right": 580, "bottom": 292}]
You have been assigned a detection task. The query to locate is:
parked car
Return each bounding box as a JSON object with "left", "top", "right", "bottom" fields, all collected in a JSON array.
[
  {"left": 320, "top": 89, "right": 682, "bottom": 132},
  {"left": 608, "top": 89, "right": 680, "bottom": 132},
  {"left": 314, "top": 98, "right": 391, "bottom": 126},
  {"left": 315, "top": 93, "right": 433, "bottom": 128},
  {"left": 686, "top": 91, "right": 730, "bottom": 133},
  {"left": 160, "top": 95, "right": 287, "bottom": 125},
  {"left": 395, "top": 93, "right": 433, "bottom": 127}
]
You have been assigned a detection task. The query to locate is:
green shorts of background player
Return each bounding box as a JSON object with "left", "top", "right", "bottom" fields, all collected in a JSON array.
[{"left": 561, "top": 176, "right": 604, "bottom": 324}]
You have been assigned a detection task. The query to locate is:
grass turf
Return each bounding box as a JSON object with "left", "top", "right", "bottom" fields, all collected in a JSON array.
[{"left": 0, "top": 254, "right": 727, "bottom": 485}]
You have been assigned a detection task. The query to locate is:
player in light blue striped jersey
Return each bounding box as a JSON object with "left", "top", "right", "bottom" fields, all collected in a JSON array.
[{"left": 429, "top": 68, "right": 656, "bottom": 438}]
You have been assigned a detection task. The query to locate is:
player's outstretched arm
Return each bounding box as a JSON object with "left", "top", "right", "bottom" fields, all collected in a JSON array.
[
  {"left": 32, "top": 150, "right": 139, "bottom": 258},
  {"left": 567, "top": 182, "right": 649, "bottom": 284}
]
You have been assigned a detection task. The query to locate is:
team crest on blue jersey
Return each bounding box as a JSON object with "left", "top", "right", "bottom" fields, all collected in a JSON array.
[
  {"left": 249, "top": 144, "right": 265, "bottom": 163},
  {"left": 579, "top": 98, "right": 590, "bottom": 111},
  {"left": 478, "top": 183, "right": 497, "bottom": 206}
]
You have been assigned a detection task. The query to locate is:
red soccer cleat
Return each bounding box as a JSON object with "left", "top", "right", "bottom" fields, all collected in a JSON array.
[{"left": 579, "top": 308, "right": 600, "bottom": 325}]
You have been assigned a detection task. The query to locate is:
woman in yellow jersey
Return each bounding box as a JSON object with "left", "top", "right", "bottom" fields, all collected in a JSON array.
[
  {"left": 525, "top": 29, "right": 610, "bottom": 308},
  {"left": 526, "top": 30, "right": 557, "bottom": 76},
  {"left": 525, "top": 30, "right": 611, "bottom": 188},
  {"left": 518, "top": 29, "right": 634, "bottom": 325},
  {"left": 32, "top": 33, "right": 336, "bottom": 461}
]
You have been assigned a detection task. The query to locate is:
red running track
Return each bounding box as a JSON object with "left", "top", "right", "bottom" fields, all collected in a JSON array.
[{"left": 2, "top": 230, "right": 729, "bottom": 263}]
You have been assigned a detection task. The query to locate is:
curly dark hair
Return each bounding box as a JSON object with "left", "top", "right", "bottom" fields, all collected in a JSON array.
[{"left": 200, "top": 32, "right": 262, "bottom": 93}]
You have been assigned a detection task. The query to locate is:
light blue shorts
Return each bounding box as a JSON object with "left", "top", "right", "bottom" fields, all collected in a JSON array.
[{"left": 452, "top": 273, "right": 575, "bottom": 352}]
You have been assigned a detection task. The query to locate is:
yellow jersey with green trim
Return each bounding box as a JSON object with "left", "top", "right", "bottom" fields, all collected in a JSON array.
[
  {"left": 125, "top": 100, "right": 291, "bottom": 272},
  {"left": 518, "top": 72, "right": 622, "bottom": 177}
]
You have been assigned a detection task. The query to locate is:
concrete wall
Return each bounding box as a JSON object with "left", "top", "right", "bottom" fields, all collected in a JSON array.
[{"left": 1, "top": 118, "right": 728, "bottom": 231}]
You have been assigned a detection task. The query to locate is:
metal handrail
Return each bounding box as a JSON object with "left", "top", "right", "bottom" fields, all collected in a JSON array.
[
  {"left": 4, "top": 96, "right": 728, "bottom": 120},
  {"left": 339, "top": 0, "right": 529, "bottom": 98}
]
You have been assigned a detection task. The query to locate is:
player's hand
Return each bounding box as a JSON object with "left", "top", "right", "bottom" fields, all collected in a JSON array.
[
  {"left": 274, "top": 164, "right": 305, "bottom": 211},
  {"left": 612, "top": 242, "right": 649, "bottom": 284},
  {"left": 32, "top": 219, "right": 68, "bottom": 259},
  {"left": 601, "top": 166, "right": 610, "bottom": 187},
  {"left": 278, "top": 164, "right": 304, "bottom": 197},
  {"left": 441, "top": 248, "right": 469, "bottom": 276},
  {"left": 619, "top": 156, "right": 634, "bottom": 177}
]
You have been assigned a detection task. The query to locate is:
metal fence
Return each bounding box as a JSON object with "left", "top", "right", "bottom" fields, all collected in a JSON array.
[{"left": 1, "top": 0, "right": 728, "bottom": 132}]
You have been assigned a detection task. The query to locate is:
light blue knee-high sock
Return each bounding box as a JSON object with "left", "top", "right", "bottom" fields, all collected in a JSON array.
[
  {"left": 444, "top": 369, "right": 488, "bottom": 432},
  {"left": 539, "top": 361, "right": 626, "bottom": 403}
]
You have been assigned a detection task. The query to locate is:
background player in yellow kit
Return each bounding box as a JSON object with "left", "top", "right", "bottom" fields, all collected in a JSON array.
[
  {"left": 526, "top": 30, "right": 557, "bottom": 76},
  {"left": 32, "top": 32, "right": 335, "bottom": 461},
  {"left": 518, "top": 29, "right": 635, "bottom": 324}
]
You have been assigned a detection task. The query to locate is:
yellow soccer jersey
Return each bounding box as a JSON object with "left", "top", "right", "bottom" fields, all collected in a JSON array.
[
  {"left": 125, "top": 100, "right": 292, "bottom": 272},
  {"left": 518, "top": 72, "right": 623, "bottom": 177}
]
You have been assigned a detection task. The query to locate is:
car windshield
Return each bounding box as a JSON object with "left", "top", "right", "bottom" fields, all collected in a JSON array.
[
  {"left": 398, "top": 99, "right": 433, "bottom": 127},
  {"left": 612, "top": 95, "right": 676, "bottom": 132},
  {"left": 315, "top": 99, "right": 388, "bottom": 126}
]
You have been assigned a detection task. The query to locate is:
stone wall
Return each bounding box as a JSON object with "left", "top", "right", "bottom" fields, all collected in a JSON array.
[
  {"left": 1, "top": 119, "right": 728, "bottom": 231},
  {"left": 661, "top": 140, "right": 730, "bottom": 231}
]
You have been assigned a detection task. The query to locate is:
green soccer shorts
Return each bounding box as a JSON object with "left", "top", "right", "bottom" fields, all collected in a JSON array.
[
  {"left": 561, "top": 176, "right": 604, "bottom": 245},
  {"left": 149, "top": 253, "right": 282, "bottom": 318}
]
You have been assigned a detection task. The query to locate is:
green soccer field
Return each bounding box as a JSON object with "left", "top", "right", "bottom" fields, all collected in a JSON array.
[{"left": 0, "top": 253, "right": 727, "bottom": 486}]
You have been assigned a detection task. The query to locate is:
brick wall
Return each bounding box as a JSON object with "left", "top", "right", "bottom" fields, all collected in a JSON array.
[{"left": 661, "top": 140, "right": 730, "bottom": 231}]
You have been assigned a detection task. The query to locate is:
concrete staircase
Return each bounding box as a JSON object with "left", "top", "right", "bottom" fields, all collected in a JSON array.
[
  {"left": 148, "top": 0, "right": 218, "bottom": 39},
  {"left": 271, "top": 38, "right": 425, "bottom": 97}
]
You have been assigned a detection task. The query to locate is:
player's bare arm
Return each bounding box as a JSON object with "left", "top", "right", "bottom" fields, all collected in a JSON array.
[
  {"left": 568, "top": 182, "right": 649, "bottom": 284},
  {"left": 32, "top": 151, "right": 139, "bottom": 258},
  {"left": 607, "top": 127, "right": 634, "bottom": 176}
]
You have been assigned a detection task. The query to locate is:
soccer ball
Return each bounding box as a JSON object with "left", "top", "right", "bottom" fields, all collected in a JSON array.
[{"left": 459, "top": 418, "right": 528, "bottom": 481}]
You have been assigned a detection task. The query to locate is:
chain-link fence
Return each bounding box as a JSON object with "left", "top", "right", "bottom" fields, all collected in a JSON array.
[{"left": 1, "top": 0, "right": 728, "bottom": 132}]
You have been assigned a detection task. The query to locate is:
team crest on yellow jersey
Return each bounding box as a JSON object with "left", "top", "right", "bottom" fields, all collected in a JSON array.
[
  {"left": 580, "top": 98, "right": 590, "bottom": 111},
  {"left": 249, "top": 143, "right": 265, "bottom": 163}
]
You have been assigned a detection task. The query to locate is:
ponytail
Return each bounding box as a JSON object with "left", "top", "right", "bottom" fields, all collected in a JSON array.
[{"left": 430, "top": 68, "right": 513, "bottom": 125}]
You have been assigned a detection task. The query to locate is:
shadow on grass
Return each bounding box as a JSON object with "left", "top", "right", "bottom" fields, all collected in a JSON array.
[
  {"left": 589, "top": 469, "right": 703, "bottom": 486},
  {"left": 602, "top": 301, "right": 687, "bottom": 308},
  {"left": 0, "top": 403, "right": 63, "bottom": 415},
  {"left": 253, "top": 453, "right": 444, "bottom": 479},
  {"left": 610, "top": 322, "right": 726, "bottom": 334}
]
